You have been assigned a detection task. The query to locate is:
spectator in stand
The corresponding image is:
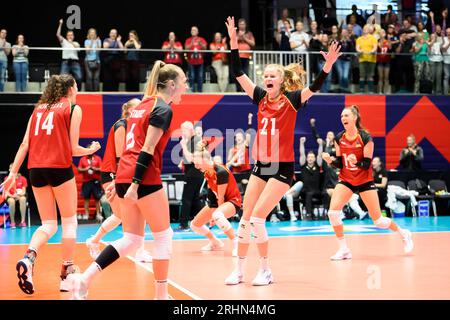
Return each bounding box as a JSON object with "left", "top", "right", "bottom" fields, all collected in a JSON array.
[
  {"left": 377, "top": 29, "right": 391, "bottom": 94},
  {"left": 84, "top": 28, "right": 101, "bottom": 92},
  {"left": 3, "top": 164, "right": 28, "bottom": 228},
  {"left": 102, "top": 29, "right": 124, "bottom": 91},
  {"left": 56, "top": 19, "right": 82, "bottom": 90},
  {"left": 411, "top": 33, "right": 431, "bottom": 93},
  {"left": 277, "top": 8, "right": 295, "bottom": 34},
  {"left": 393, "top": 30, "right": 415, "bottom": 93},
  {"left": 185, "top": 26, "right": 207, "bottom": 92},
  {"left": 428, "top": 32, "right": 443, "bottom": 94},
  {"left": 308, "top": 21, "right": 321, "bottom": 81},
  {"left": 335, "top": 28, "right": 355, "bottom": 93},
  {"left": 321, "top": 8, "right": 339, "bottom": 35},
  {"left": 441, "top": 27, "right": 450, "bottom": 94},
  {"left": 290, "top": 21, "right": 309, "bottom": 53},
  {"left": 78, "top": 145, "right": 103, "bottom": 220},
  {"left": 403, "top": 18, "right": 418, "bottom": 35},
  {"left": 430, "top": 10, "right": 446, "bottom": 37},
  {"left": 124, "top": 30, "right": 142, "bottom": 92},
  {"left": 372, "top": 157, "right": 388, "bottom": 211},
  {"left": 300, "top": 7, "right": 311, "bottom": 33},
  {"left": 0, "top": 29, "right": 11, "bottom": 92},
  {"left": 356, "top": 25, "right": 377, "bottom": 93},
  {"left": 162, "top": 32, "right": 183, "bottom": 67},
  {"left": 417, "top": 21, "right": 430, "bottom": 41},
  {"left": 12, "top": 35, "right": 29, "bottom": 92},
  {"left": 310, "top": 0, "right": 327, "bottom": 28},
  {"left": 276, "top": 20, "right": 293, "bottom": 54},
  {"left": 330, "top": 25, "right": 340, "bottom": 42},
  {"left": 387, "top": 24, "right": 400, "bottom": 91},
  {"left": 210, "top": 32, "right": 229, "bottom": 92},
  {"left": 382, "top": 5, "right": 398, "bottom": 30},
  {"left": 346, "top": 5, "right": 366, "bottom": 27},
  {"left": 366, "top": 15, "right": 382, "bottom": 40},
  {"left": 236, "top": 18, "right": 255, "bottom": 90},
  {"left": 310, "top": 34, "right": 332, "bottom": 92},
  {"left": 400, "top": 134, "right": 424, "bottom": 172},
  {"left": 346, "top": 24, "right": 357, "bottom": 42}
]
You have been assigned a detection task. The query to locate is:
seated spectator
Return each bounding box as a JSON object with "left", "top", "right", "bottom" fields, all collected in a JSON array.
[
  {"left": 78, "top": 145, "right": 103, "bottom": 220},
  {"left": 356, "top": 25, "right": 378, "bottom": 93},
  {"left": 103, "top": 29, "right": 124, "bottom": 91},
  {"left": 12, "top": 35, "right": 29, "bottom": 92},
  {"left": 210, "top": 32, "right": 229, "bottom": 92},
  {"left": 185, "top": 26, "right": 207, "bottom": 92},
  {"left": 400, "top": 134, "right": 424, "bottom": 172},
  {"left": 0, "top": 29, "right": 11, "bottom": 92},
  {"left": 411, "top": 33, "right": 431, "bottom": 93},
  {"left": 124, "top": 30, "right": 142, "bottom": 92},
  {"left": 346, "top": 4, "right": 366, "bottom": 27},
  {"left": 84, "top": 28, "right": 101, "bottom": 92},
  {"left": 56, "top": 19, "right": 82, "bottom": 90},
  {"left": 3, "top": 164, "right": 28, "bottom": 228},
  {"left": 428, "top": 33, "right": 443, "bottom": 94},
  {"left": 377, "top": 29, "right": 391, "bottom": 94},
  {"left": 162, "top": 32, "right": 183, "bottom": 67},
  {"left": 298, "top": 137, "right": 329, "bottom": 220},
  {"left": 336, "top": 28, "right": 355, "bottom": 92},
  {"left": 372, "top": 157, "right": 388, "bottom": 211},
  {"left": 277, "top": 8, "right": 295, "bottom": 34}
]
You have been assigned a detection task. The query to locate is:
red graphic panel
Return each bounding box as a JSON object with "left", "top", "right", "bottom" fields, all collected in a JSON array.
[
  {"left": 77, "top": 94, "right": 104, "bottom": 138},
  {"left": 345, "top": 95, "right": 386, "bottom": 137}
]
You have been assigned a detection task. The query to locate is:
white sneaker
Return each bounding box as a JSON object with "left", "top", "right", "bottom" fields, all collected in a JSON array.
[
  {"left": 402, "top": 229, "right": 414, "bottom": 254},
  {"left": 330, "top": 248, "right": 352, "bottom": 261},
  {"left": 201, "top": 239, "right": 224, "bottom": 251},
  {"left": 86, "top": 237, "right": 101, "bottom": 260},
  {"left": 290, "top": 213, "right": 298, "bottom": 222},
  {"left": 251, "top": 269, "right": 274, "bottom": 286},
  {"left": 95, "top": 213, "right": 104, "bottom": 223},
  {"left": 135, "top": 248, "right": 153, "bottom": 263},
  {"left": 77, "top": 214, "right": 82, "bottom": 220},
  {"left": 67, "top": 273, "right": 88, "bottom": 300},
  {"left": 16, "top": 258, "right": 34, "bottom": 295},
  {"left": 270, "top": 213, "right": 280, "bottom": 223},
  {"left": 60, "top": 264, "right": 81, "bottom": 292},
  {"left": 359, "top": 211, "right": 368, "bottom": 220},
  {"left": 225, "top": 270, "right": 244, "bottom": 285},
  {"left": 83, "top": 214, "right": 89, "bottom": 220}
]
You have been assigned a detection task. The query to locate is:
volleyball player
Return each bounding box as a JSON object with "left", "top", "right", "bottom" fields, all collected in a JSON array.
[
  {"left": 85, "top": 98, "right": 151, "bottom": 263},
  {"left": 322, "top": 105, "right": 413, "bottom": 260},
  {"left": 1, "top": 75, "right": 101, "bottom": 294},
  {"left": 191, "top": 146, "right": 241, "bottom": 256},
  {"left": 224, "top": 16, "right": 341, "bottom": 285},
  {"left": 67, "top": 61, "right": 187, "bottom": 300}
]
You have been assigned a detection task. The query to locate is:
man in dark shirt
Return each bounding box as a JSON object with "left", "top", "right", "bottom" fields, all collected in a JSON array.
[
  {"left": 400, "top": 134, "right": 424, "bottom": 172},
  {"left": 346, "top": 5, "right": 366, "bottom": 27},
  {"left": 392, "top": 29, "right": 415, "bottom": 92},
  {"left": 372, "top": 157, "right": 388, "bottom": 210},
  {"left": 176, "top": 121, "right": 204, "bottom": 231}
]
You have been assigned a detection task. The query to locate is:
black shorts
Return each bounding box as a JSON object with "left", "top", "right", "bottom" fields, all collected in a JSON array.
[
  {"left": 81, "top": 180, "right": 104, "bottom": 200},
  {"left": 206, "top": 189, "right": 241, "bottom": 213},
  {"left": 251, "top": 161, "right": 294, "bottom": 186},
  {"left": 233, "top": 170, "right": 251, "bottom": 184},
  {"left": 116, "top": 183, "right": 163, "bottom": 199},
  {"left": 101, "top": 172, "right": 115, "bottom": 184},
  {"left": 338, "top": 180, "right": 377, "bottom": 194},
  {"left": 30, "top": 167, "right": 74, "bottom": 188}
]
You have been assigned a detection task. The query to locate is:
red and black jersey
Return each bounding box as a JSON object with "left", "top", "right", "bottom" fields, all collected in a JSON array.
[
  {"left": 115, "top": 96, "right": 173, "bottom": 185},
  {"left": 336, "top": 129, "right": 373, "bottom": 186},
  {"left": 230, "top": 145, "right": 251, "bottom": 173},
  {"left": 204, "top": 164, "right": 242, "bottom": 207},
  {"left": 28, "top": 98, "right": 73, "bottom": 169},
  {"left": 252, "top": 86, "right": 307, "bottom": 163},
  {"left": 101, "top": 119, "right": 127, "bottom": 174}
]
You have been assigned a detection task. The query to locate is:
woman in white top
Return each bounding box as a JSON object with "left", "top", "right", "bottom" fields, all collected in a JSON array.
[
  {"left": 12, "top": 35, "right": 29, "bottom": 92},
  {"left": 428, "top": 33, "right": 443, "bottom": 94}
]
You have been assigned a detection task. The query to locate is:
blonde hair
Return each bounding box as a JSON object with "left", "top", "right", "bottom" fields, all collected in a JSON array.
[
  {"left": 86, "top": 28, "right": 97, "bottom": 39},
  {"left": 284, "top": 63, "right": 306, "bottom": 91},
  {"left": 144, "top": 60, "right": 183, "bottom": 98},
  {"left": 122, "top": 98, "right": 140, "bottom": 118}
]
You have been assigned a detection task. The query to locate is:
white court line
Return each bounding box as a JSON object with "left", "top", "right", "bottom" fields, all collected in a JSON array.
[{"left": 99, "top": 240, "right": 203, "bottom": 300}]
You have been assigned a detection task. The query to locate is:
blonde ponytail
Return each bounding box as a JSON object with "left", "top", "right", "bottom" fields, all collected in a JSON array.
[
  {"left": 283, "top": 63, "right": 306, "bottom": 91},
  {"left": 143, "top": 60, "right": 183, "bottom": 98}
]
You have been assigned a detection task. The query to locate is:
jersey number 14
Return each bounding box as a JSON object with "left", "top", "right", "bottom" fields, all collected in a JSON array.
[{"left": 34, "top": 112, "right": 55, "bottom": 136}]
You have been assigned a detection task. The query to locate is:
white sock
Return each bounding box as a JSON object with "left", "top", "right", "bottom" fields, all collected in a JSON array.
[
  {"left": 237, "top": 256, "right": 246, "bottom": 273},
  {"left": 338, "top": 237, "right": 348, "bottom": 250},
  {"left": 260, "top": 256, "right": 269, "bottom": 271},
  {"left": 397, "top": 227, "right": 407, "bottom": 238},
  {"left": 155, "top": 280, "right": 168, "bottom": 300},
  {"left": 82, "top": 262, "right": 101, "bottom": 286}
]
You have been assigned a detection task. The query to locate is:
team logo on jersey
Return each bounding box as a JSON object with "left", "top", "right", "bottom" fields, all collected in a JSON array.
[{"left": 130, "top": 109, "right": 146, "bottom": 118}]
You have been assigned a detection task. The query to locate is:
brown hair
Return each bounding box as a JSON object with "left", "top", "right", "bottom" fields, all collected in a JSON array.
[
  {"left": 348, "top": 105, "right": 367, "bottom": 131},
  {"left": 144, "top": 60, "right": 182, "bottom": 98},
  {"left": 129, "top": 30, "right": 140, "bottom": 43},
  {"left": 38, "top": 74, "right": 75, "bottom": 109}
]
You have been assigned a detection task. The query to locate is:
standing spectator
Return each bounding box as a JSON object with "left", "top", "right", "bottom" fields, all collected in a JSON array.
[
  {"left": 102, "top": 29, "right": 124, "bottom": 91},
  {"left": 411, "top": 33, "right": 431, "bottom": 93},
  {"left": 330, "top": 25, "right": 340, "bottom": 42},
  {"left": 428, "top": 33, "right": 443, "bottom": 94},
  {"left": 78, "top": 145, "right": 103, "bottom": 220},
  {"left": 356, "top": 25, "right": 377, "bottom": 93},
  {"left": 3, "top": 164, "right": 28, "bottom": 228},
  {"left": 277, "top": 8, "right": 295, "bottom": 34},
  {"left": 377, "top": 29, "right": 391, "bottom": 94},
  {"left": 276, "top": 20, "right": 293, "bottom": 54},
  {"left": 441, "top": 27, "right": 450, "bottom": 94},
  {"left": 210, "top": 32, "right": 229, "bottom": 92},
  {"left": 308, "top": 20, "right": 320, "bottom": 38},
  {"left": 300, "top": 7, "right": 311, "bottom": 33},
  {"left": 124, "top": 30, "right": 141, "bottom": 92},
  {"left": 346, "top": 5, "right": 366, "bottom": 27},
  {"left": 393, "top": 31, "right": 415, "bottom": 93},
  {"left": 321, "top": 8, "right": 339, "bottom": 35},
  {"left": 12, "top": 35, "right": 29, "bottom": 92},
  {"left": 400, "top": 134, "right": 424, "bottom": 172},
  {"left": 84, "top": 28, "right": 101, "bottom": 92},
  {"left": 310, "top": 34, "right": 332, "bottom": 92},
  {"left": 185, "top": 26, "right": 207, "bottom": 92},
  {"left": 402, "top": 18, "right": 418, "bottom": 35},
  {"left": 417, "top": 21, "right": 430, "bottom": 41},
  {"left": 0, "top": 29, "right": 11, "bottom": 92},
  {"left": 372, "top": 157, "right": 388, "bottom": 212},
  {"left": 430, "top": 10, "right": 446, "bottom": 37},
  {"left": 56, "top": 19, "right": 82, "bottom": 90},
  {"left": 382, "top": 5, "right": 398, "bottom": 30},
  {"left": 308, "top": 21, "right": 321, "bottom": 81},
  {"left": 290, "top": 21, "right": 310, "bottom": 53},
  {"left": 346, "top": 15, "right": 363, "bottom": 37},
  {"left": 336, "top": 28, "right": 355, "bottom": 92},
  {"left": 162, "top": 32, "right": 183, "bottom": 67},
  {"left": 236, "top": 19, "right": 255, "bottom": 79},
  {"left": 176, "top": 121, "right": 204, "bottom": 231}
]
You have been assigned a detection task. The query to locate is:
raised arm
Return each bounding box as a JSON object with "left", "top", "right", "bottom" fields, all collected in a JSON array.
[
  {"left": 226, "top": 16, "right": 256, "bottom": 97},
  {"left": 70, "top": 105, "right": 101, "bottom": 156},
  {"left": 245, "top": 113, "right": 253, "bottom": 146},
  {"left": 316, "top": 138, "right": 324, "bottom": 167},
  {"left": 56, "top": 19, "right": 64, "bottom": 43},
  {"left": 299, "top": 137, "right": 306, "bottom": 166}
]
